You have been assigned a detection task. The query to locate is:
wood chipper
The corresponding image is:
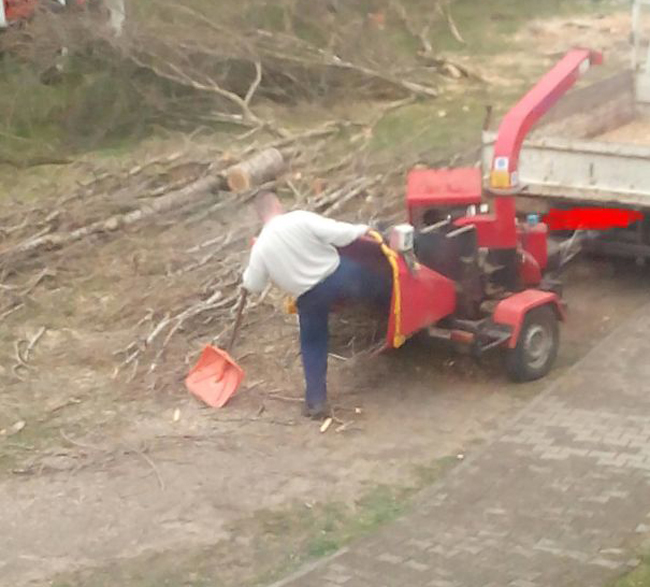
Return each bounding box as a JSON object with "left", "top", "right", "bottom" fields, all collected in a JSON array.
[
  {"left": 340, "top": 211, "right": 566, "bottom": 383},
  {"left": 187, "top": 46, "right": 616, "bottom": 409},
  {"left": 340, "top": 48, "right": 612, "bottom": 382}
]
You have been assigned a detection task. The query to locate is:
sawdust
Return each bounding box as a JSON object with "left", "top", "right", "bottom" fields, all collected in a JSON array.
[
  {"left": 448, "top": 11, "right": 633, "bottom": 91},
  {"left": 596, "top": 116, "right": 650, "bottom": 144},
  {"left": 517, "top": 12, "right": 632, "bottom": 61}
]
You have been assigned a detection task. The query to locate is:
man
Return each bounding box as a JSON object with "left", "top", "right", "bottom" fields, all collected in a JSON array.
[{"left": 242, "top": 192, "right": 391, "bottom": 418}]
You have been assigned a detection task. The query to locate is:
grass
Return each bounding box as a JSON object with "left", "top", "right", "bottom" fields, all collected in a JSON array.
[
  {"left": 370, "top": 93, "right": 490, "bottom": 161},
  {"left": 613, "top": 555, "right": 650, "bottom": 587},
  {"left": 0, "top": 66, "right": 149, "bottom": 169},
  {"left": 50, "top": 456, "right": 457, "bottom": 587},
  {"left": 0, "top": 60, "right": 69, "bottom": 158}
]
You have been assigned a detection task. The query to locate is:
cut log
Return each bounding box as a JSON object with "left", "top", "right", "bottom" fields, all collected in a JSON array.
[{"left": 226, "top": 148, "right": 286, "bottom": 192}]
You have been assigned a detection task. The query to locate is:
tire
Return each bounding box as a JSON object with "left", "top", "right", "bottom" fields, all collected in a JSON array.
[{"left": 505, "top": 305, "right": 559, "bottom": 382}]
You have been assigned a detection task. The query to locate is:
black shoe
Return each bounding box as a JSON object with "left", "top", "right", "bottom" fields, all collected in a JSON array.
[{"left": 302, "top": 402, "right": 330, "bottom": 420}]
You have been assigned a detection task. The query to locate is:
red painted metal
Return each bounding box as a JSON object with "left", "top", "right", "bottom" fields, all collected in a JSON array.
[
  {"left": 518, "top": 223, "right": 548, "bottom": 270},
  {"left": 454, "top": 195, "right": 518, "bottom": 249},
  {"left": 5, "top": 0, "right": 37, "bottom": 21},
  {"left": 385, "top": 257, "right": 457, "bottom": 349},
  {"left": 406, "top": 168, "right": 482, "bottom": 223},
  {"left": 490, "top": 48, "right": 603, "bottom": 189},
  {"left": 492, "top": 290, "right": 565, "bottom": 349},
  {"left": 4, "top": 0, "right": 86, "bottom": 23},
  {"left": 338, "top": 238, "right": 456, "bottom": 349},
  {"left": 519, "top": 250, "right": 542, "bottom": 287}
]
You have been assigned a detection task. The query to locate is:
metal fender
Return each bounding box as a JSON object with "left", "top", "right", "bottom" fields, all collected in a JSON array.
[{"left": 493, "top": 290, "right": 565, "bottom": 349}]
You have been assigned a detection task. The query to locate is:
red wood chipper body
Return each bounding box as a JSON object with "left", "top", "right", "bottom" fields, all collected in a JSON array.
[{"left": 342, "top": 48, "right": 603, "bottom": 381}]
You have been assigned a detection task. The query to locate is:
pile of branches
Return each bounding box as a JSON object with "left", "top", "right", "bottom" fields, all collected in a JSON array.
[
  {"left": 0, "top": 0, "right": 478, "bottom": 391},
  {"left": 111, "top": 127, "right": 391, "bottom": 383},
  {"left": 115, "top": 0, "right": 472, "bottom": 133},
  {"left": 0, "top": 0, "right": 473, "bottom": 164},
  {"left": 1, "top": 101, "right": 458, "bottom": 387},
  {"left": 112, "top": 121, "right": 473, "bottom": 386}
]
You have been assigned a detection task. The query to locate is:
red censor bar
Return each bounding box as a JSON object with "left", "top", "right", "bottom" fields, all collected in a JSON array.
[{"left": 543, "top": 208, "right": 644, "bottom": 231}]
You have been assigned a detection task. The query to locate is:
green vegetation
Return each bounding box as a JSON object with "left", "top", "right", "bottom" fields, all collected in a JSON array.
[
  {"left": 0, "top": 55, "right": 150, "bottom": 162},
  {"left": 0, "top": 0, "right": 622, "bottom": 166},
  {"left": 50, "top": 456, "right": 457, "bottom": 587},
  {"left": 613, "top": 555, "right": 650, "bottom": 587}
]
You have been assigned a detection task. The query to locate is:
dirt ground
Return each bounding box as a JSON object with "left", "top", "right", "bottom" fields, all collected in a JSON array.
[
  {"left": 2, "top": 256, "right": 650, "bottom": 587},
  {"left": 1, "top": 4, "right": 647, "bottom": 587}
]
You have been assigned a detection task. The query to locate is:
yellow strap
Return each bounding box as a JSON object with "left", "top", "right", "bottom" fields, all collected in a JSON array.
[{"left": 368, "top": 231, "right": 405, "bottom": 348}]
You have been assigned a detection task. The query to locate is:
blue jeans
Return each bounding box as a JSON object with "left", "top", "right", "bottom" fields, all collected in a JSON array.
[{"left": 296, "top": 257, "right": 391, "bottom": 408}]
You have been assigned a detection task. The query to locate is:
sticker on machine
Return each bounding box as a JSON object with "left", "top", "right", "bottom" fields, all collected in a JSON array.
[{"left": 494, "top": 157, "right": 509, "bottom": 171}]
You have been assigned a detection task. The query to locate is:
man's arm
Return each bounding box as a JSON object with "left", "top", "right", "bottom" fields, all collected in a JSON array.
[
  {"left": 305, "top": 212, "right": 369, "bottom": 247},
  {"left": 242, "top": 247, "right": 269, "bottom": 293}
]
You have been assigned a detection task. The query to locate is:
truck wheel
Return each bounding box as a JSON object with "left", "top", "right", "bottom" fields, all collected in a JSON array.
[{"left": 505, "top": 305, "right": 559, "bottom": 382}]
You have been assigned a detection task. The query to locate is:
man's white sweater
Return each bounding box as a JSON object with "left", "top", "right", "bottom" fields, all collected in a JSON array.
[{"left": 242, "top": 211, "right": 368, "bottom": 297}]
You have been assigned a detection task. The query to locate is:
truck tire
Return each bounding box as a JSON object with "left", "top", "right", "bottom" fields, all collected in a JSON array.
[{"left": 505, "top": 305, "right": 559, "bottom": 382}]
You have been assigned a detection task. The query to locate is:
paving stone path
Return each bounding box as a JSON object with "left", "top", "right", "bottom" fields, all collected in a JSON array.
[{"left": 271, "top": 304, "right": 650, "bottom": 587}]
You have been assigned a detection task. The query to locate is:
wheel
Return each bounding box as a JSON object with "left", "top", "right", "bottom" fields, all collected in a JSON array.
[{"left": 505, "top": 305, "right": 559, "bottom": 382}]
